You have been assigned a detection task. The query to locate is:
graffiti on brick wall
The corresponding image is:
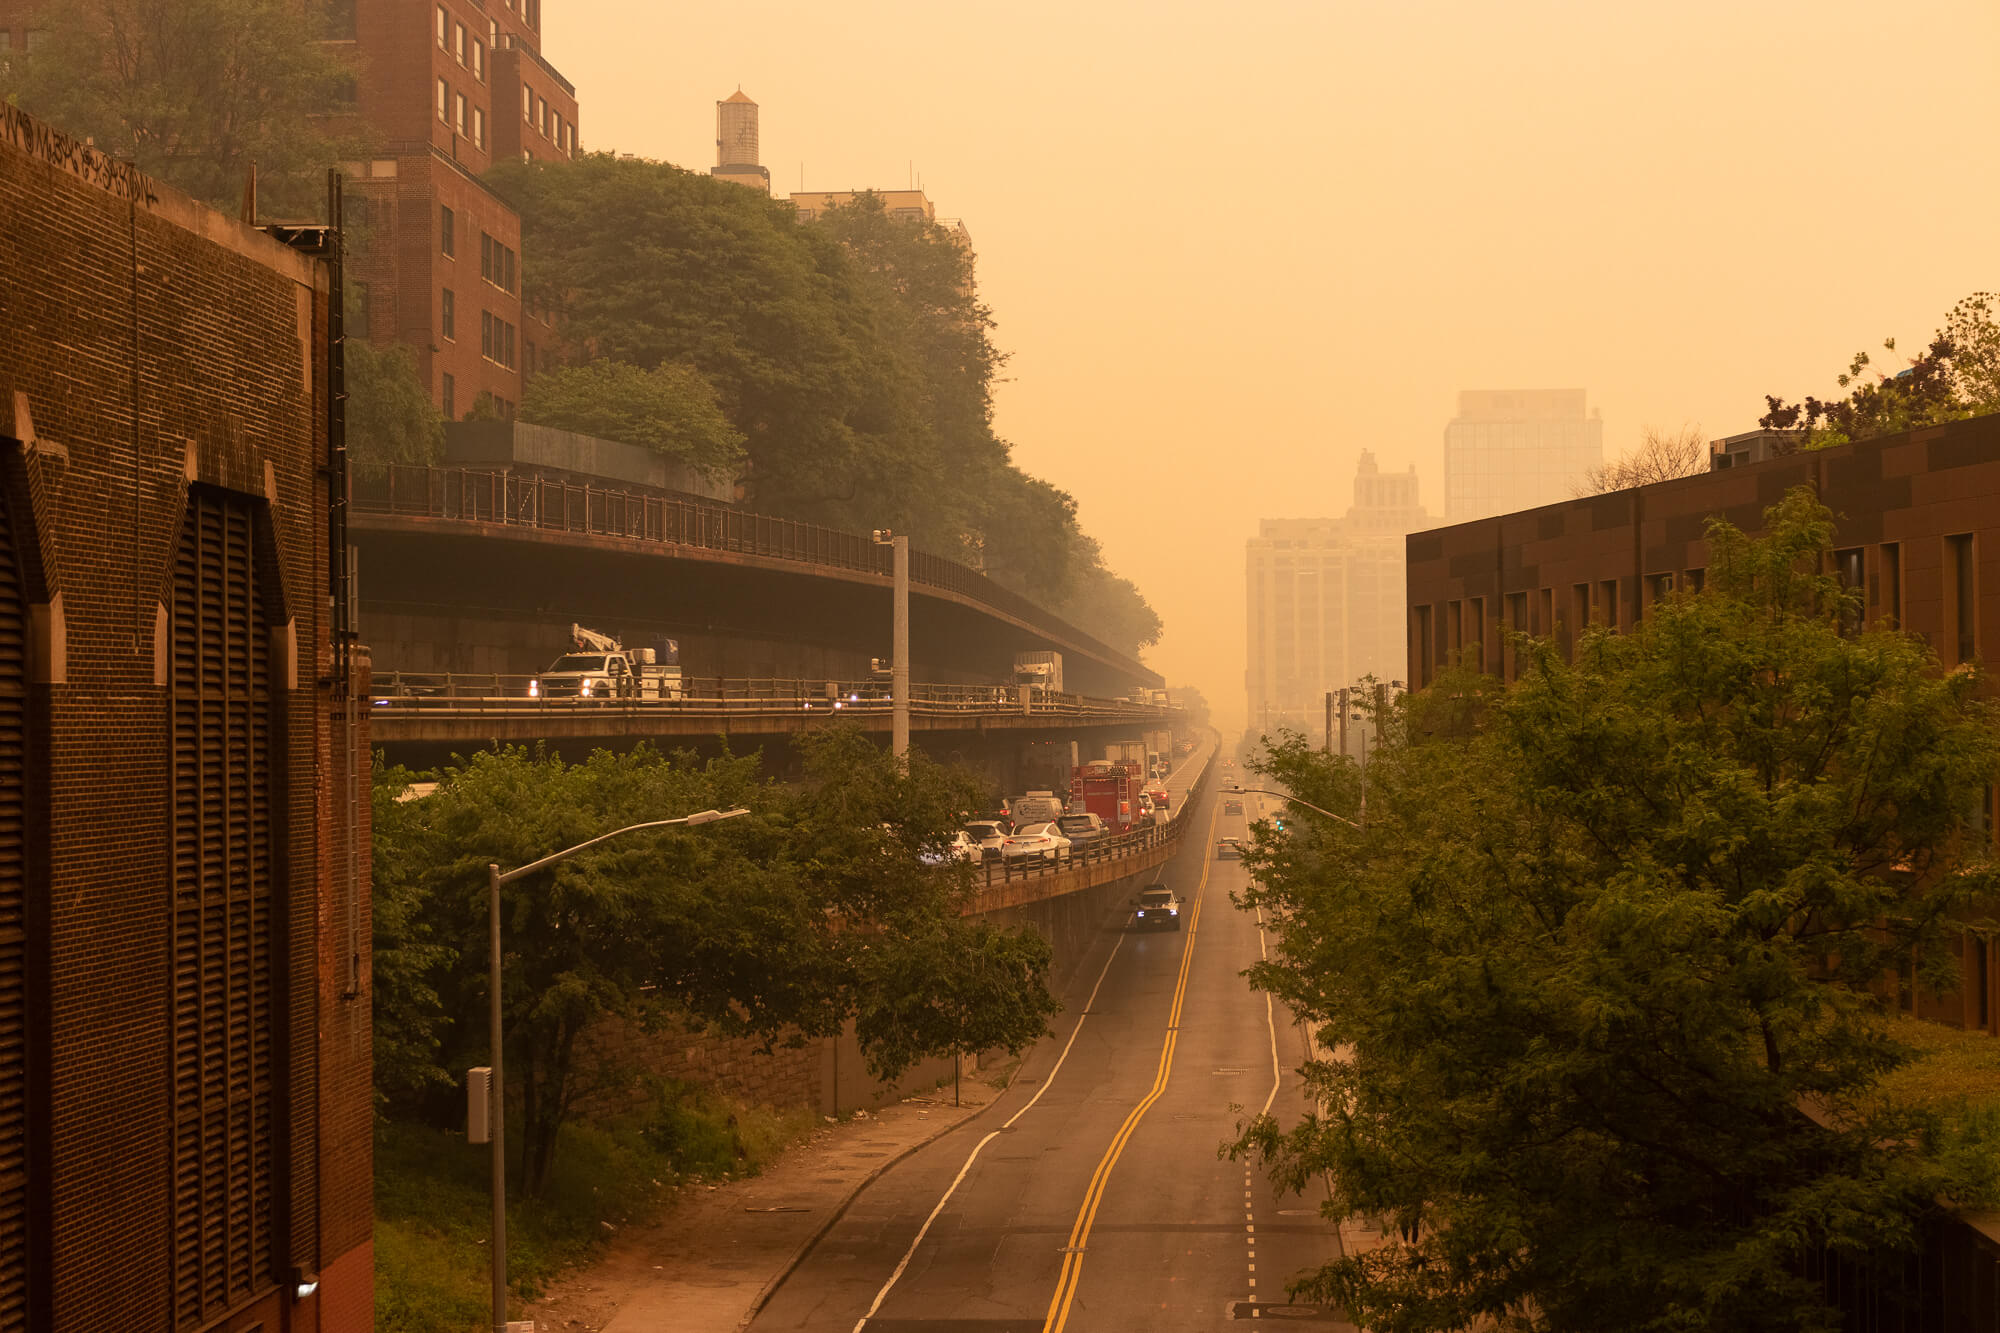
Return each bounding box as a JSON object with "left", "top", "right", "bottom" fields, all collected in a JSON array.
[{"left": 1, "top": 105, "right": 149, "bottom": 202}]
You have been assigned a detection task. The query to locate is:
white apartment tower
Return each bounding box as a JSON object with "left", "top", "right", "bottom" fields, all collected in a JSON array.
[
  {"left": 1443, "top": 389, "right": 1603, "bottom": 521},
  {"left": 1246, "top": 452, "right": 1430, "bottom": 743}
]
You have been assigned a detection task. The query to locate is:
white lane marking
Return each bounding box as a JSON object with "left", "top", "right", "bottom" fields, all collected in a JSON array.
[{"left": 852, "top": 911, "right": 1134, "bottom": 1330}]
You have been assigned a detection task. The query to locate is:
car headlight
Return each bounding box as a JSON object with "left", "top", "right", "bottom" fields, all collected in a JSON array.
[
  {"left": 528, "top": 679, "right": 540, "bottom": 698},
  {"left": 1169, "top": 908, "right": 1179, "bottom": 915},
  {"left": 580, "top": 678, "right": 594, "bottom": 698}
]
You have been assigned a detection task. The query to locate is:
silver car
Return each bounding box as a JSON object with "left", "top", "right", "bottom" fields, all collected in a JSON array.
[{"left": 1132, "top": 883, "right": 1183, "bottom": 930}]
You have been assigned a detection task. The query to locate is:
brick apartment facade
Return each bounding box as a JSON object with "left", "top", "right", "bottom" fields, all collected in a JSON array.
[
  {"left": 332, "top": 0, "right": 579, "bottom": 419},
  {"left": 0, "top": 104, "right": 372, "bottom": 1331},
  {"left": 1404, "top": 411, "right": 2000, "bottom": 1036}
]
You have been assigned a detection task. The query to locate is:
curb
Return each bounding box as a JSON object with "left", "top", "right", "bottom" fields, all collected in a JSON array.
[{"left": 735, "top": 1089, "right": 1015, "bottom": 1330}]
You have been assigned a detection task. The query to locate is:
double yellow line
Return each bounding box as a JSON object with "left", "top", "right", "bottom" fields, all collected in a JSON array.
[{"left": 1041, "top": 796, "right": 1223, "bottom": 1332}]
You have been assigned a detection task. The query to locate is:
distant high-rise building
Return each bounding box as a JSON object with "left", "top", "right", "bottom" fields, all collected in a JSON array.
[
  {"left": 791, "top": 187, "right": 972, "bottom": 249},
  {"left": 712, "top": 90, "right": 770, "bottom": 192},
  {"left": 1443, "top": 389, "right": 1603, "bottom": 521},
  {"left": 1245, "top": 452, "right": 1429, "bottom": 745}
]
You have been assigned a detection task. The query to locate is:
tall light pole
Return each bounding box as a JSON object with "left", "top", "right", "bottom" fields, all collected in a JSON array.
[
  {"left": 1233, "top": 787, "right": 1363, "bottom": 831},
  {"left": 872, "top": 529, "right": 910, "bottom": 760},
  {"left": 483, "top": 806, "right": 750, "bottom": 1333}
]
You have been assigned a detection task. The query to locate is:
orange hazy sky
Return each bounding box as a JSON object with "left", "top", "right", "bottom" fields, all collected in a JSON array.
[{"left": 547, "top": 1, "right": 2000, "bottom": 734}]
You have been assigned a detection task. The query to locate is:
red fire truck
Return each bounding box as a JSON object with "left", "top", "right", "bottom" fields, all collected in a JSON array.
[{"left": 1069, "top": 759, "right": 1147, "bottom": 834}]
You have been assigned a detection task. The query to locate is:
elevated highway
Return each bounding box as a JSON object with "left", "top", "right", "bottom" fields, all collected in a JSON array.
[{"left": 352, "top": 466, "right": 1160, "bottom": 698}]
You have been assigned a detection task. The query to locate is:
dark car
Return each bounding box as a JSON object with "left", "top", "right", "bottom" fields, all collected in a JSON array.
[
  {"left": 1057, "top": 812, "right": 1110, "bottom": 847},
  {"left": 1132, "top": 883, "right": 1182, "bottom": 930},
  {"left": 1223, "top": 799, "right": 1243, "bottom": 816},
  {"left": 1216, "top": 837, "right": 1241, "bottom": 860}
]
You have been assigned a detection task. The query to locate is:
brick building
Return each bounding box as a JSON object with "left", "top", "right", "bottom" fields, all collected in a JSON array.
[
  {"left": 1404, "top": 411, "right": 2000, "bottom": 1035},
  {"left": 0, "top": 104, "right": 372, "bottom": 1330},
  {"left": 331, "top": 0, "right": 580, "bottom": 418}
]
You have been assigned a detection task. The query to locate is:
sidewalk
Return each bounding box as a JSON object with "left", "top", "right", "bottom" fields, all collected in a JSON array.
[{"left": 524, "top": 1090, "right": 991, "bottom": 1333}]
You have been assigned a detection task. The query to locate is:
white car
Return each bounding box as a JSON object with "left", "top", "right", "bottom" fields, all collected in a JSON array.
[
  {"left": 1001, "top": 822, "right": 1072, "bottom": 863},
  {"left": 962, "top": 821, "right": 1009, "bottom": 861},
  {"left": 917, "top": 830, "right": 982, "bottom": 866}
]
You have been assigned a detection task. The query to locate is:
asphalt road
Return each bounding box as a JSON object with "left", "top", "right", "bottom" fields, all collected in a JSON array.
[{"left": 751, "top": 775, "right": 1350, "bottom": 1332}]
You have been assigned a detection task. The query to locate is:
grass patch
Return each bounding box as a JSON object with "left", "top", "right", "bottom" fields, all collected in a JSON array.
[{"left": 375, "top": 1084, "right": 814, "bottom": 1333}]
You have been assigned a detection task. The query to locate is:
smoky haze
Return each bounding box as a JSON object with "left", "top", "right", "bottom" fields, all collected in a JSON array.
[{"left": 548, "top": 0, "right": 2000, "bottom": 736}]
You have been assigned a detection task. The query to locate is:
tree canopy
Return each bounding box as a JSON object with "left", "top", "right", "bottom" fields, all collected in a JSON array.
[
  {"left": 373, "top": 728, "right": 1058, "bottom": 1195},
  {"left": 2, "top": 0, "right": 363, "bottom": 218},
  {"left": 483, "top": 156, "right": 1162, "bottom": 656},
  {"left": 346, "top": 338, "right": 443, "bottom": 466},
  {"left": 520, "top": 360, "right": 746, "bottom": 478},
  {"left": 1760, "top": 291, "right": 2000, "bottom": 449},
  {"left": 1235, "top": 488, "right": 2000, "bottom": 1332}
]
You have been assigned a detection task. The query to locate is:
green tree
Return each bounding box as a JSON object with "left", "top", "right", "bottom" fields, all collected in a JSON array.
[
  {"left": 1235, "top": 488, "right": 2000, "bottom": 1332},
  {"left": 1759, "top": 291, "right": 2000, "bottom": 449},
  {"left": 1053, "top": 536, "right": 1165, "bottom": 655},
  {"left": 373, "top": 731, "right": 1058, "bottom": 1196},
  {"left": 5, "top": 0, "right": 363, "bottom": 218},
  {"left": 370, "top": 758, "right": 455, "bottom": 1108},
  {"left": 520, "top": 360, "right": 745, "bottom": 478},
  {"left": 346, "top": 338, "right": 444, "bottom": 466}
]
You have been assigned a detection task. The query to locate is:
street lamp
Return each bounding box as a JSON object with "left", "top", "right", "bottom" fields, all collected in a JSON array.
[
  {"left": 871, "top": 529, "right": 910, "bottom": 760},
  {"left": 482, "top": 806, "right": 750, "bottom": 1333},
  {"left": 1232, "top": 787, "right": 1364, "bottom": 831}
]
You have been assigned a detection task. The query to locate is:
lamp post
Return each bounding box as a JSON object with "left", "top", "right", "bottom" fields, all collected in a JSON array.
[
  {"left": 872, "top": 529, "right": 910, "bottom": 760},
  {"left": 483, "top": 806, "right": 750, "bottom": 1333},
  {"left": 1232, "top": 788, "right": 1364, "bottom": 831}
]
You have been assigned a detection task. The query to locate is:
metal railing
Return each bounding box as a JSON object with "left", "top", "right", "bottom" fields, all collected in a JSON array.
[
  {"left": 349, "top": 465, "right": 1151, "bottom": 678},
  {"left": 368, "top": 671, "right": 1179, "bottom": 723}
]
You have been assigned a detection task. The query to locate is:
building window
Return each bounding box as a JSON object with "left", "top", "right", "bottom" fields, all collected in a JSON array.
[
  {"left": 472, "top": 106, "right": 486, "bottom": 149},
  {"left": 454, "top": 20, "right": 466, "bottom": 65},
  {"left": 1412, "top": 605, "right": 1433, "bottom": 689},
  {"left": 1834, "top": 547, "right": 1863, "bottom": 636},
  {"left": 1504, "top": 591, "right": 1528, "bottom": 682},
  {"left": 1948, "top": 533, "right": 1976, "bottom": 665},
  {"left": 1599, "top": 579, "right": 1619, "bottom": 630},
  {"left": 440, "top": 205, "right": 455, "bottom": 257},
  {"left": 1569, "top": 583, "right": 1590, "bottom": 660},
  {"left": 479, "top": 232, "right": 516, "bottom": 293},
  {"left": 442, "top": 372, "right": 455, "bottom": 419},
  {"left": 1468, "top": 597, "right": 1486, "bottom": 673},
  {"left": 441, "top": 288, "right": 456, "bottom": 340},
  {"left": 169, "top": 488, "right": 278, "bottom": 1326},
  {"left": 527, "top": 0, "right": 540, "bottom": 29},
  {"left": 472, "top": 38, "right": 485, "bottom": 81},
  {"left": 522, "top": 85, "right": 532, "bottom": 123},
  {"left": 1446, "top": 599, "right": 1462, "bottom": 662},
  {"left": 22, "top": 29, "right": 46, "bottom": 52},
  {"left": 1878, "top": 542, "right": 1901, "bottom": 627},
  {"left": 481, "top": 309, "right": 492, "bottom": 359},
  {"left": 436, "top": 3, "right": 448, "bottom": 48},
  {"left": 482, "top": 312, "right": 516, "bottom": 367},
  {"left": 1645, "top": 572, "right": 1674, "bottom": 616},
  {"left": 454, "top": 92, "right": 467, "bottom": 137},
  {"left": 436, "top": 77, "right": 449, "bottom": 124},
  {"left": 1685, "top": 567, "right": 1706, "bottom": 595},
  {"left": 1536, "top": 587, "right": 1552, "bottom": 638},
  {"left": 536, "top": 95, "right": 547, "bottom": 136}
]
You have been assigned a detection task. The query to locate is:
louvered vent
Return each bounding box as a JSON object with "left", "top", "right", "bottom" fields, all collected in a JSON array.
[
  {"left": 169, "top": 491, "right": 275, "bottom": 1326},
  {"left": 0, "top": 489, "right": 27, "bottom": 1330}
]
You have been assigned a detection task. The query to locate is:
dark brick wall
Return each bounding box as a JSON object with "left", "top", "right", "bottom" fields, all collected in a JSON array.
[
  {"left": 0, "top": 106, "right": 371, "bottom": 1329},
  {"left": 1404, "top": 415, "right": 2000, "bottom": 1035}
]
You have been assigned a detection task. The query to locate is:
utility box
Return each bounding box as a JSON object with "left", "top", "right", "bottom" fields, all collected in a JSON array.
[{"left": 468, "top": 1067, "right": 492, "bottom": 1145}]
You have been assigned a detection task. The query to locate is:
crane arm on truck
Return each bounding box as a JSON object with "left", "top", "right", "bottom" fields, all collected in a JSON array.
[{"left": 571, "top": 623, "right": 622, "bottom": 653}]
